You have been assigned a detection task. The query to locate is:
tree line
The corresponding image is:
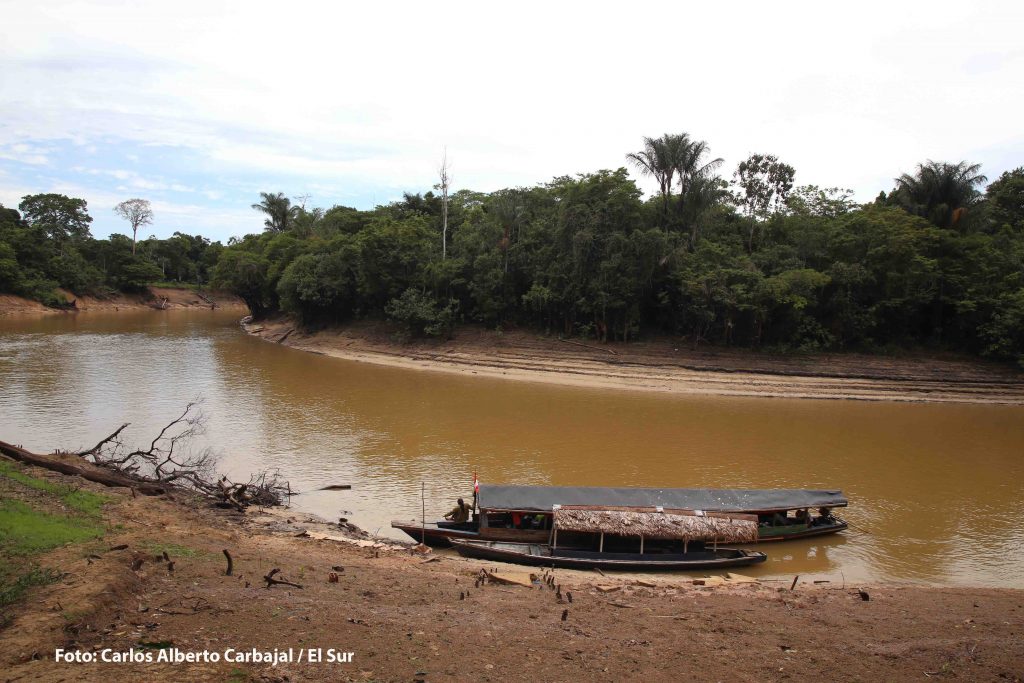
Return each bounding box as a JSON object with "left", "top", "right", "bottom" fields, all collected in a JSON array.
[
  {"left": 3, "top": 135, "right": 1023, "bottom": 365},
  {"left": 0, "top": 194, "right": 222, "bottom": 305}
]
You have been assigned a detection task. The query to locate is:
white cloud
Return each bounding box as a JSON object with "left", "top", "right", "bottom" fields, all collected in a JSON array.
[
  {"left": 0, "top": 143, "right": 50, "bottom": 166},
  {"left": 0, "top": 0, "right": 1022, "bottom": 240}
]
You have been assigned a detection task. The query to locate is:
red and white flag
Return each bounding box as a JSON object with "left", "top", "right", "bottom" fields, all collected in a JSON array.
[{"left": 473, "top": 472, "right": 479, "bottom": 494}]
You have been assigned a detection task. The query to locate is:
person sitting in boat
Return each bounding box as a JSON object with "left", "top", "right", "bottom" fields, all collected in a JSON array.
[
  {"left": 794, "top": 508, "right": 809, "bottom": 524},
  {"left": 444, "top": 498, "right": 470, "bottom": 523},
  {"left": 813, "top": 507, "right": 835, "bottom": 526}
]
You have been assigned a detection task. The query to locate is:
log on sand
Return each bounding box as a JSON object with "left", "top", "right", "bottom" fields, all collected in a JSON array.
[{"left": 0, "top": 440, "right": 167, "bottom": 495}]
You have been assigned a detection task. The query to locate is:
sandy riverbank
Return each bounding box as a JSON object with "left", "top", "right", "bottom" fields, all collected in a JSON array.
[
  {"left": 245, "top": 317, "right": 1024, "bottom": 405},
  {"left": 2, "top": 457, "right": 1022, "bottom": 682},
  {"left": 0, "top": 288, "right": 244, "bottom": 317}
]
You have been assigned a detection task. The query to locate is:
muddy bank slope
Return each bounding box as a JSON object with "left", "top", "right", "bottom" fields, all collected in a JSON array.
[
  {"left": 246, "top": 318, "right": 1024, "bottom": 405},
  {"left": 2, "top": 457, "right": 1022, "bottom": 683},
  {"left": 0, "top": 288, "right": 244, "bottom": 316}
]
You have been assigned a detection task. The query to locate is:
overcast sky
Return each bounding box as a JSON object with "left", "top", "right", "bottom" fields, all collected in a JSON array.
[{"left": 1, "top": 1, "right": 1022, "bottom": 242}]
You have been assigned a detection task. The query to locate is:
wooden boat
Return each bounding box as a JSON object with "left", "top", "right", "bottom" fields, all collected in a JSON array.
[
  {"left": 392, "top": 483, "right": 848, "bottom": 546},
  {"left": 393, "top": 516, "right": 848, "bottom": 546},
  {"left": 755, "top": 516, "right": 848, "bottom": 542},
  {"left": 450, "top": 540, "right": 767, "bottom": 570},
  {"left": 390, "top": 520, "right": 479, "bottom": 547}
]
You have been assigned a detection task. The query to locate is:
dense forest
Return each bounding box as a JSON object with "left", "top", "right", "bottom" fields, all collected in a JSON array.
[
  {"left": 0, "top": 194, "right": 222, "bottom": 306},
  {"left": 3, "top": 134, "right": 1023, "bottom": 365}
]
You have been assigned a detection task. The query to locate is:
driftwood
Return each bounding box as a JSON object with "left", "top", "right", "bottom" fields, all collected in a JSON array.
[
  {"left": 195, "top": 291, "right": 216, "bottom": 308},
  {"left": 263, "top": 568, "right": 303, "bottom": 589},
  {"left": 0, "top": 440, "right": 167, "bottom": 495}
]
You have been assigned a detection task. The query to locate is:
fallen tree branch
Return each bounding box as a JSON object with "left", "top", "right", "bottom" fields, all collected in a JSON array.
[
  {"left": 263, "top": 568, "right": 303, "bottom": 589},
  {"left": 0, "top": 441, "right": 166, "bottom": 495},
  {"left": 3, "top": 401, "right": 290, "bottom": 510},
  {"left": 74, "top": 424, "right": 130, "bottom": 458}
]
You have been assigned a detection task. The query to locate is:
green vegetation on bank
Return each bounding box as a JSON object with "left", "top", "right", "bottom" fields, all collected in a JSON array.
[
  {"left": 0, "top": 462, "right": 109, "bottom": 625},
  {"left": 4, "top": 135, "right": 1023, "bottom": 365},
  {"left": 0, "top": 194, "right": 222, "bottom": 305},
  {"left": 213, "top": 138, "right": 1024, "bottom": 365}
]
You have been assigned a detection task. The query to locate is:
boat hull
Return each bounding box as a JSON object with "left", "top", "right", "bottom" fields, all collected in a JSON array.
[
  {"left": 391, "top": 521, "right": 477, "bottom": 547},
  {"left": 393, "top": 519, "right": 848, "bottom": 547},
  {"left": 756, "top": 520, "right": 848, "bottom": 542},
  {"left": 450, "top": 540, "right": 767, "bottom": 571}
]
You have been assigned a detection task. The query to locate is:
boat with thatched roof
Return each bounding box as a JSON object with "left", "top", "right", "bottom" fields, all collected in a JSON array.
[
  {"left": 392, "top": 483, "right": 848, "bottom": 547},
  {"left": 449, "top": 507, "right": 767, "bottom": 570}
]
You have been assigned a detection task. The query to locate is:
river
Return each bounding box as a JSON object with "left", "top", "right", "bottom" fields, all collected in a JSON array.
[{"left": 2, "top": 309, "right": 1023, "bottom": 587}]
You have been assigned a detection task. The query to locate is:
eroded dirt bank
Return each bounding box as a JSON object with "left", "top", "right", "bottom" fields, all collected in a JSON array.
[
  {"left": 2, "top": 460, "right": 1022, "bottom": 683},
  {"left": 245, "top": 317, "right": 1024, "bottom": 405},
  {"left": 0, "top": 288, "right": 244, "bottom": 316}
]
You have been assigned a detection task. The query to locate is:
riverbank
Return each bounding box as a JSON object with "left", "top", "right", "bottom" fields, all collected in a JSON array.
[
  {"left": 245, "top": 317, "right": 1024, "bottom": 405},
  {"left": 0, "top": 288, "right": 244, "bottom": 316},
  {"left": 2, "top": 458, "right": 1022, "bottom": 682}
]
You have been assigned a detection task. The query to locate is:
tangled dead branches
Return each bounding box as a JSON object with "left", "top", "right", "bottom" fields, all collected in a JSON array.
[{"left": 68, "top": 400, "right": 290, "bottom": 509}]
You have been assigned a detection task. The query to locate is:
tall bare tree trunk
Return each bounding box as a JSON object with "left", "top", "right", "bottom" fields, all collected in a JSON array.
[{"left": 439, "top": 149, "right": 451, "bottom": 259}]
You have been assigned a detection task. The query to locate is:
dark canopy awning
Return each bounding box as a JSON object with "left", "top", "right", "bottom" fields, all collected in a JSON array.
[{"left": 477, "top": 484, "right": 847, "bottom": 514}]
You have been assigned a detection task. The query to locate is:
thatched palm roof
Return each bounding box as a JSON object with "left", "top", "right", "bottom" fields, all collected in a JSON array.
[{"left": 553, "top": 508, "right": 758, "bottom": 543}]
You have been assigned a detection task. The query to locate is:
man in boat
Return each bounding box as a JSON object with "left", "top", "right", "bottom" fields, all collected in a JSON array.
[
  {"left": 813, "top": 507, "right": 835, "bottom": 526},
  {"left": 444, "top": 498, "right": 470, "bottom": 523}
]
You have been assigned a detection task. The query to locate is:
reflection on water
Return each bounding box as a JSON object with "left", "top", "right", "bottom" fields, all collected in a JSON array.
[{"left": 2, "top": 310, "right": 1023, "bottom": 586}]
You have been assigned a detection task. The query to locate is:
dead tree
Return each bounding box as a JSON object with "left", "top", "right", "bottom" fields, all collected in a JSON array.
[
  {"left": 113, "top": 198, "right": 153, "bottom": 255},
  {"left": 0, "top": 441, "right": 166, "bottom": 495},
  {"left": 437, "top": 149, "right": 452, "bottom": 259},
  {"left": 1, "top": 400, "right": 289, "bottom": 508}
]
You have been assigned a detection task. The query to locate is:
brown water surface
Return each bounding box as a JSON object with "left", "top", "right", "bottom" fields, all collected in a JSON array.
[{"left": 2, "top": 310, "right": 1022, "bottom": 586}]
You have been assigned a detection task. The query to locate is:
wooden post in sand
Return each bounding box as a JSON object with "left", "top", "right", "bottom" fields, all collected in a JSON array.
[{"left": 421, "top": 481, "right": 426, "bottom": 545}]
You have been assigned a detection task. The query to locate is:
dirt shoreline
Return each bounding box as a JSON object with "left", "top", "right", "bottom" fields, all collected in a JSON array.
[
  {"left": 246, "top": 317, "right": 1024, "bottom": 405},
  {"left": 0, "top": 288, "right": 245, "bottom": 316},
  {"left": 1, "top": 459, "right": 1022, "bottom": 682}
]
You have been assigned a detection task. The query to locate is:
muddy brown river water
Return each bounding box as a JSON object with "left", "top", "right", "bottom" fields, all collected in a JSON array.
[{"left": 2, "top": 309, "right": 1023, "bottom": 586}]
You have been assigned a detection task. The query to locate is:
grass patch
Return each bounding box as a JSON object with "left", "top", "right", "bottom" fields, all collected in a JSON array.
[
  {"left": 0, "top": 564, "right": 61, "bottom": 626},
  {"left": 0, "top": 462, "right": 111, "bottom": 627},
  {"left": 0, "top": 461, "right": 109, "bottom": 516},
  {"left": 137, "top": 540, "right": 201, "bottom": 558},
  {"left": 0, "top": 500, "right": 105, "bottom": 556}
]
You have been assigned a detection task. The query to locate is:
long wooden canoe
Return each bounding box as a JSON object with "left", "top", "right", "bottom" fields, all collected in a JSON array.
[
  {"left": 756, "top": 518, "right": 848, "bottom": 542},
  {"left": 450, "top": 540, "right": 767, "bottom": 571},
  {"left": 390, "top": 520, "right": 478, "bottom": 547},
  {"left": 391, "top": 517, "right": 848, "bottom": 546}
]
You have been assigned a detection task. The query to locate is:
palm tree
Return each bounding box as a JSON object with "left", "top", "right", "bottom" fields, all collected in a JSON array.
[
  {"left": 893, "top": 161, "right": 987, "bottom": 230},
  {"left": 672, "top": 137, "right": 723, "bottom": 200},
  {"left": 679, "top": 175, "right": 729, "bottom": 248},
  {"left": 671, "top": 137, "right": 723, "bottom": 246},
  {"left": 628, "top": 133, "right": 725, "bottom": 234},
  {"left": 627, "top": 135, "right": 680, "bottom": 219},
  {"left": 251, "top": 192, "right": 300, "bottom": 233}
]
